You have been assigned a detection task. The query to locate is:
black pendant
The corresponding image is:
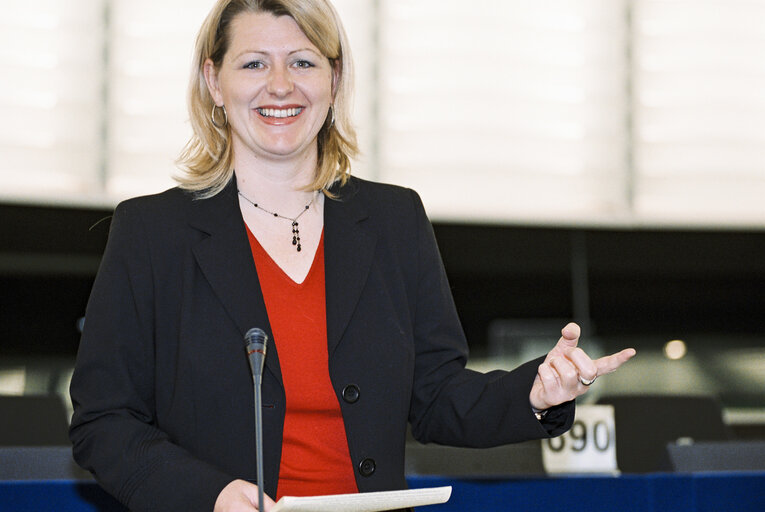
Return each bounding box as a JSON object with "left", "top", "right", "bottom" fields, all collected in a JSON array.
[{"left": 292, "top": 221, "right": 301, "bottom": 252}]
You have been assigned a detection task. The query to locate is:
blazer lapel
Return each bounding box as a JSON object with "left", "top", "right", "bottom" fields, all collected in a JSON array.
[
  {"left": 324, "top": 180, "right": 377, "bottom": 356},
  {"left": 187, "top": 180, "right": 283, "bottom": 385}
]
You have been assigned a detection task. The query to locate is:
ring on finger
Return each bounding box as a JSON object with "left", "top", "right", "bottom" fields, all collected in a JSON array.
[{"left": 579, "top": 375, "right": 597, "bottom": 386}]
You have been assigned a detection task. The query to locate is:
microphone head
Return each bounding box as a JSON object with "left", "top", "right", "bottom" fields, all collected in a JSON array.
[
  {"left": 244, "top": 327, "right": 268, "bottom": 348},
  {"left": 244, "top": 328, "right": 268, "bottom": 378}
]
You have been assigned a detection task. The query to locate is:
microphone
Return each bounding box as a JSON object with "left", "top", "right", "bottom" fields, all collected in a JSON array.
[
  {"left": 244, "top": 327, "right": 268, "bottom": 511},
  {"left": 245, "top": 327, "right": 268, "bottom": 380}
]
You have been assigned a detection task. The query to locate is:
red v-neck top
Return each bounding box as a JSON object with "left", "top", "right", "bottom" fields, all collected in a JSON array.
[{"left": 246, "top": 228, "right": 358, "bottom": 500}]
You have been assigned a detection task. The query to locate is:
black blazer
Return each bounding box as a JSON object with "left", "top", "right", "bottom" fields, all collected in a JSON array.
[{"left": 70, "top": 177, "right": 573, "bottom": 512}]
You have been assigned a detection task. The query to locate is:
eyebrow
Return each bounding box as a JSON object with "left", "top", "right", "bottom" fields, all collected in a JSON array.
[{"left": 234, "top": 48, "right": 322, "bottom": 59}]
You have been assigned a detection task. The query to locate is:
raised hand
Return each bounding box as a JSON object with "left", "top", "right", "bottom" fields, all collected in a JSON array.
[{"left": 529, "top": 322, "right": 636, "bottom": 411}]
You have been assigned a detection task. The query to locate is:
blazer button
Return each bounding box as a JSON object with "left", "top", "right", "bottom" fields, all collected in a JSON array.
[
  {"left": 342, "top": 384, "right": 360, "bottom": 404},
  {"left": 358, "top": 458, "right": 376, "bottom": 477}
]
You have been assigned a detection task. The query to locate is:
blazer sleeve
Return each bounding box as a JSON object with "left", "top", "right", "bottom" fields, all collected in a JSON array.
[
  {"left": 405, "top": 190, "right": 574, "bottom": 447},
  {"left": 69, "top": 200, "right": 233, "bottom": 512}
]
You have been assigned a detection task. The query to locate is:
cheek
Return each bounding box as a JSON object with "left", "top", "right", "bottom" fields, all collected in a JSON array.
[
  {"left": 219, "top": 75, "right": 256, "bottom": 107},
  {"left": 312, "top": 90, "right": 333, "bottom": 118},
  {"left": 307, "top": 73, "right": 334, "bottom": 104},
  {"left": 224, "top": 87, "right": 252, "bottom": 108}
]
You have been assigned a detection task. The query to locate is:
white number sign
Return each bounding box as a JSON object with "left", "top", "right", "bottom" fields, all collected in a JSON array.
[{"left": 541, "top": 404, "right": 619, "bottom": 474}]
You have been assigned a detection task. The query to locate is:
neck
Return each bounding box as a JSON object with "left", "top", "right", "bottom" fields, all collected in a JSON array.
[{"left": 234, "top": 151, "right": 319, "bottom": 213}]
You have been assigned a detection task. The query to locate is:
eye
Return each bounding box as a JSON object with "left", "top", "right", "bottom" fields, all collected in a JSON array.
[
  {"left": 293, "top": 59, "right": 315, "bottom": 69},
  {"left": 243, "top": 60, "right": 264, "bottom": 70}
]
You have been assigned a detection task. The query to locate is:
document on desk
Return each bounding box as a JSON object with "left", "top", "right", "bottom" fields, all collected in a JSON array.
[{"left": 271, "top": 486, "right": 452, "bottom": 512}]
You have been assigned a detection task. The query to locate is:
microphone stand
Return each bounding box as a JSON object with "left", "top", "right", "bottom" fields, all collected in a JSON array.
[
  {"left": 245, "top": 328, "right": 268, "bottom": 511},
  {"left": 254, "top": 371, "right": 265, "bottom": 511}
]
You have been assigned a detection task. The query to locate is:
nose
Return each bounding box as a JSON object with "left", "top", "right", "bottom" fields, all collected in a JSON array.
[{"left": 267, "top": 64, "right": 294, "bottom": 97}]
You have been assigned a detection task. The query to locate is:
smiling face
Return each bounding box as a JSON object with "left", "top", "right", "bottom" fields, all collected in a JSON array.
[{"left": 204, "top": 11, "right": 335, "bottom": 167}]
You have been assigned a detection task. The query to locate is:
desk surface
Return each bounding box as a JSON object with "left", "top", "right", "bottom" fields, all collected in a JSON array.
[{"left": 1, "top": 473, "right": 764, "bottom": 512}]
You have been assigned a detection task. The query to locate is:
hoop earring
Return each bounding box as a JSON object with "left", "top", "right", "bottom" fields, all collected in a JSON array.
[{"left": 211, "top": 104, "right": 228, "bottom": 128}]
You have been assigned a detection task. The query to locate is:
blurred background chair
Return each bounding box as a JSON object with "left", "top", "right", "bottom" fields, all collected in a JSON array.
[
  {"left": 405, "top": 440, "right": 545, "bottom": 477},
  {"left": 0, "top": 394, "right": 70, "bottom": 446},
  {"left": 666, "top": 440, "right": 765, "bottom": 472},
  {"left": 596, "top": 394, "right": 731, "bottom": 473}
]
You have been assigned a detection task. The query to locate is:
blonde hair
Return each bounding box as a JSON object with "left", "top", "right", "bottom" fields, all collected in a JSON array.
[{"left": 175, "top": 0, "right": 358, "bottom": 197}]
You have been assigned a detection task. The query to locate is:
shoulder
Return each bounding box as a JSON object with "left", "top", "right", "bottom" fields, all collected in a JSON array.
[
  {"left": 337, "top": 175, "right": 417, "bottom": 200},
  {"left": 335, "top": 176, "right": 426, "bottom": 219},
  {"left": 116, "top": 187, "right": 195, "bottom": 219},
  {"left": 106, "top": 187, "right": 202, "bottom": 247},
  {"left": 112, "top": 186, "right": 208, "bottom": 227},
  {"left": 329, "top": 177, "right": 434, "bottom": 259}
]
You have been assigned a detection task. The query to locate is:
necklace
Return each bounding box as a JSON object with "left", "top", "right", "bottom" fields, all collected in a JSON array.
[{"left": 238, "top": 189, "right": 316, "bottom": 252}]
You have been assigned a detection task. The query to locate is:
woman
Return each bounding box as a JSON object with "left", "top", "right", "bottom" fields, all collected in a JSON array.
[{"left": 69, "top": 1, "right": 635, "bottom": 511}]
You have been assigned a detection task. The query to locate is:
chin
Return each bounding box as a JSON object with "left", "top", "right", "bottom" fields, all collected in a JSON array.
[{"left": 258, "top": 138, "right": 317, "bottom": 159}]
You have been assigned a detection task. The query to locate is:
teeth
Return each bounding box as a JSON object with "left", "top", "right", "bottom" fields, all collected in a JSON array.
[{"left": 258, "top": 107, "right": 302, "bottom": 118}]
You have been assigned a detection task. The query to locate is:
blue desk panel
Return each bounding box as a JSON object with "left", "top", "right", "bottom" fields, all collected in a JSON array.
[
  {"left": 410, "top": 474, "right": 765, "bottom": 512},
  {"left": 1, "top": 474, "right": 764, "bottom": 511},
  {"left": 0, "top": 480, "right": 125, "bottom": 512}
]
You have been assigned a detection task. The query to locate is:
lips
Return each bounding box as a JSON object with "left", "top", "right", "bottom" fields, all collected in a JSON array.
[
  {"left": 256, "top": 106, "right": 304, "bottom": 118},
  {"left": 254, "top": 105, "right": 305, "bottom": 126}
]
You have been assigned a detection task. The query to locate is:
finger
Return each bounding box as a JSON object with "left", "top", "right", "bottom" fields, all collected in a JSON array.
[
  {"left": 594, "top": 348, "right": 637, "bottom": 375},
  {"left": 549, "top": 356, "right": 580, "bottom": 389},
  {"left": 261, "top": 494, "right": 277, "bottom": 512},
  {"left": 565, "top": 347, "right": 598, "bottom": 382},
  {"left": 555, "top": 322, "right": 581, "bottom": 350},
  {"left": 255, "top": 492, "right": 277, "bottom": 512},
  {"left": 240, "top": 483, "right": 276, "bottom": 511},
  {"left": 537, "top": 361, "right": 560, "bottom": 391},
  {"left": 532, "top": 362, "right": 560, "bottom": 409}
]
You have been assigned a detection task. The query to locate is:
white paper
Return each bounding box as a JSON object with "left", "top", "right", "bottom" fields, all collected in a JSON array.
[{"left": 271, "top": 486, "right": 452, "bottom": 512}]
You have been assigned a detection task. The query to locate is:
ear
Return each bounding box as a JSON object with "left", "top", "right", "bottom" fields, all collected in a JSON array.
[
  {"left": 203, "top": 58, "right": 224, "bottom": 106},
  {"left": 330, "top": 60, "right": 341, "bottom": 100}
]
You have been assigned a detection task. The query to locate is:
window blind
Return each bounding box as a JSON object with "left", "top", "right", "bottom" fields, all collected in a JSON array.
[
  {"left": 377, "top": 0, "right": 629, "bottom": 222},
  {"left": 332, "top": 0, "right": 377, "bottom": 179},
  {"left": 0, "top": 0, "right": 105, "bottom": 203},
  {"left": 633, "top": 0, "right": 765, "bottom": 225},
  {"left": 106, "top": 0, "right": 211, "bottom": 199}
]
